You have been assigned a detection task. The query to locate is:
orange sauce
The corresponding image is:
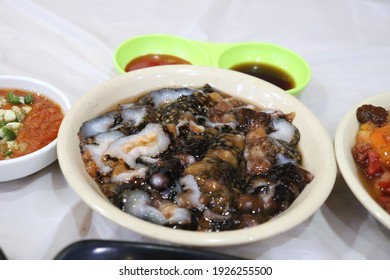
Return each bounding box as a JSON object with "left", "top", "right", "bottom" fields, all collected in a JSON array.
[
  {"left": 370, "top": 124, "right": 390, "bottom": 166},
  {"left": 125, "top": 54, "right": 191, "bottom": 72},
  {"left": 0, "top": 89, "right": 64, "bottom": 160}
]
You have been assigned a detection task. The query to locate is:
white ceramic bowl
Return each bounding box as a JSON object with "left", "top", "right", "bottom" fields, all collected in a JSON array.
[
  {"left": 57, "top": 65, "right": 336, "bottom": 247},
  {"left": 335, "top": 91, "right": 390, "bottom": 230},
  {"left": 0, "top": 75, "right": 71, "bottom": 182}
]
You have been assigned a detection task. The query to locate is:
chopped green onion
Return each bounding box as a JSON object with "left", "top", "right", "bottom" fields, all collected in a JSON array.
[
  {"left": 24, "top": 93, "right": 33, "bottom": 104},
  {"left": 2, "top": 127, "right": 16, "bottom": 141},
  {"left": 0, "top": 121, "right": 5, "bottom": 128},
  {"left": 7, "top": 92, "right": 21, "bottom": 104},
  {"left": 3, "top": 150, "right": 13, "bottom": 157}
]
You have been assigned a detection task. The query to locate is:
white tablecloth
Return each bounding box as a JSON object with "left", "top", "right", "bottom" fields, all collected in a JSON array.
[{"left": 1, "top": 0, "right": 390, "bottom": 260}]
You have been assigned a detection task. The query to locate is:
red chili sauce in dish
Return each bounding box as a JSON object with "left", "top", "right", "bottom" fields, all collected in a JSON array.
[
  {"left": 125, "top": 54, "right": 191, "bottom": 72},
  {"left": 0, "top": 89, "right": 64, "bottom": 160},
  {"left": 352, "top": 104, "right": 390, "bottom": 213}
]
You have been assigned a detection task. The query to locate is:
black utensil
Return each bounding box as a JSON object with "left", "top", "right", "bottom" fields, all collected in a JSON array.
[{"left": 54, "top": 239, "right": 245, "bottom": 260}]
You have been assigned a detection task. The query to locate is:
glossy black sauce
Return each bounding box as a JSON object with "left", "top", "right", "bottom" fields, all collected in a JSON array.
[{"left": 230, "top": 62, "right": 295, "bottom": 90}]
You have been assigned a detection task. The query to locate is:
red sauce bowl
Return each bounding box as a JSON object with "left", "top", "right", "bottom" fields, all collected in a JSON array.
[{"left": 0, "top": 75, "right": 71, "bottom": 182}]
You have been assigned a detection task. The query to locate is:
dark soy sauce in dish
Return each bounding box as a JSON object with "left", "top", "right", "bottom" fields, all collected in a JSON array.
[{"left": 230, "top": 62, "right": 295, "bottom": 91}]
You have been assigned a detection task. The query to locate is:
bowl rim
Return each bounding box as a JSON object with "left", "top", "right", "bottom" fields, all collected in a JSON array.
[
  {"left": 0, "top": 75, "right": 71, "bottom": 167},
  {"left": 335, "top": 91, "right": 390, "bottom": 230},
  {"left": 58, "top": 65, "right": 336, "bottom": 246}
]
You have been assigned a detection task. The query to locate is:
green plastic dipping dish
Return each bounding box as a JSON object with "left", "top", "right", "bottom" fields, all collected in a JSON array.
[{"left": 114, "top": 34, "right": 311, "bottom": 96}]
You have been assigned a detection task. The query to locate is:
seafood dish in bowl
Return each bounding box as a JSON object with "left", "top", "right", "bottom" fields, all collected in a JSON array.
[
  {"left": 352, "top": 104, "right": 390, "bottom": 214},
  {"left": 58, "top": 65, "right": 336, "bottom": 246},
  {"left": 78, "top": 84, "right": 313, "bottom": 231},
  {"left": 336, "top": 92, "right": 390, "bottom": 230}
]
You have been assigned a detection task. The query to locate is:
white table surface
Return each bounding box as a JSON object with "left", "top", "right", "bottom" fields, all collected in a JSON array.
[{"left": 1, "top": 0, "right": 390, "bottom": 260}]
